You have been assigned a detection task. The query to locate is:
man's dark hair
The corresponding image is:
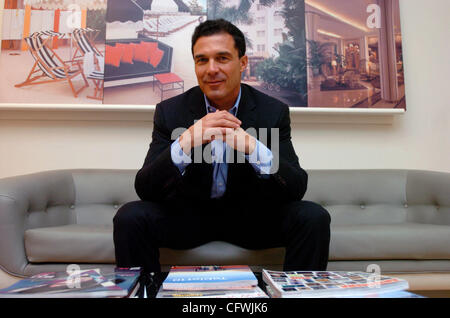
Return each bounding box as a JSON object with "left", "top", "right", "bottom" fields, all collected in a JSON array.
[{"left": 191, "top": 19, "right": 246, "bottom": 58}]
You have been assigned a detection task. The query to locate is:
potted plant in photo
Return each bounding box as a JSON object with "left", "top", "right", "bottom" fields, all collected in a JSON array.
[
  {"left": 255, "top": 40, "right": 308, "bottom": 105},
  {"left": 307, "top": 40, "right": 332, "bottom": 76}
]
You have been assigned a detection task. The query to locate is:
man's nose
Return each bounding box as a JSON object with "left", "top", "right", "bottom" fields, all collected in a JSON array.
[{"left": 206, "top": 60, "right": 219, "bottom": 74}]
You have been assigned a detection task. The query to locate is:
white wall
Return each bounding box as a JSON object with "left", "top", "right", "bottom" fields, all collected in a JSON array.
[{"left": 0, "top": 0, "right": 449, "bottom": 178}]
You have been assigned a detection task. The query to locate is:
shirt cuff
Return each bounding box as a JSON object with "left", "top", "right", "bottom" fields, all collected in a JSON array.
[
  {"left": 245, "top": 140, "right": 273, "bottom": 178},
  {"left": 171, "top": 137, "right": 192, "bottom": 175}
]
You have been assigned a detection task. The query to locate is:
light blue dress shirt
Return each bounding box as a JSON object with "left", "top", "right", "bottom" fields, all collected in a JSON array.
[{"left": 170, "top": 88, "right": 273, "bottom": 198}]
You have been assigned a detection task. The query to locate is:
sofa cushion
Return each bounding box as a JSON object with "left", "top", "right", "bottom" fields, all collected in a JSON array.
[
  {"left": 24, "top": 224, "right": 285, "bottom": 266},
  {"left": 24, "top": 222, "right": 450, "bottom": 265},
  {"left": 130, "top": 42, "right": 149, "bottom": 63},
  {"left": 140, "top": 41, "right": 158, "bottom": 53},
  {"left": 104, "top": 45, "right": 123, "bottom": 68},
  {"left": 159, "top": 241, "right": 285, "bottom": 267},
  {"left": 149, "top": 48, "right": 164, "bottom": 67},
  {"left": 24, "top": 224, "right": 115, "bottom": 263},
  {"left": 330, "top": 223, "right": 450, "bottom": 261},
  {"left": 115, "top": 43, "right": 134, "bottom": 64}
]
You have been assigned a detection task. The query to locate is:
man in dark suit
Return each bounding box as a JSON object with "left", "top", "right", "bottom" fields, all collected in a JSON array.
[{"left": 113, "top": 19, "right": 330, "bottom": 273}]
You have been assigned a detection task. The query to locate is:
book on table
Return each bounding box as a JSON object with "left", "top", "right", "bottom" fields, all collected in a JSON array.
[
  {"left": 262, "top": 269, "right": 410, "bottom": 298},
  {"left": 265, "top": 283, "right": 422, "bottom": 298},
  {"left": 158, "top": 265, "right": 268, "bottom": 298},
  {"left": 156, "top": 285, "right": 268, "bottom": 298},
  {"left": 344, "top": 290, "right": 424, "bottom": 298},
  {"left": 0, "top": 267, "right": 141, "bottom": 298},
  {"left": 162, "top": 265, "right": 258, "bottom": 291}
]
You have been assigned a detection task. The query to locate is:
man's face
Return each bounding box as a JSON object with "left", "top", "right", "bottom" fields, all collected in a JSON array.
[{"left": 193, "top": 33, "right": 248, "bottom": 109}]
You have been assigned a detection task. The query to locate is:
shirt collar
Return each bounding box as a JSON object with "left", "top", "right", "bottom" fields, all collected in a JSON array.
[{"left": 204, "top": 87, "right": 241, "bottom": 116}]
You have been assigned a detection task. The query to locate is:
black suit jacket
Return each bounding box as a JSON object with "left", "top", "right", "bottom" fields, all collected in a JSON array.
[{"left": 135, "top": 84, "right": 308, "bottom": 203}]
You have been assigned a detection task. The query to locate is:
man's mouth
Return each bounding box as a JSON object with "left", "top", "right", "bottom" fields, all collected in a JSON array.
[{"left": 206, "top": 80, "right": 224, "bottom": 86}]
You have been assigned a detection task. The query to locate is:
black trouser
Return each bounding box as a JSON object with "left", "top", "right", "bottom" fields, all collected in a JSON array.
[{"left": 113, "top": 199, "right": 331, "bottom": 272}]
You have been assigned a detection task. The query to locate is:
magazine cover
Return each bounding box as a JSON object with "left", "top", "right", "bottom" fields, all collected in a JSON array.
[
  {"left": 0, "top": 267, "right": 141, "bottom": 298},
  {"left": 163, "top": 265, "right": 258, "bottom": 291},
  {"left": 96, "top": 267, "right": 142, "bottom": 297},
  {"left": 262, "top": 270, "right": 409, "bottom": 298}
]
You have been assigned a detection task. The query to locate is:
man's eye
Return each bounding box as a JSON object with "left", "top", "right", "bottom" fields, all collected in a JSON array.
[
  {"left": 196, "top": 58, "right": 207, "bottom": 64},
  {"left": 218, "top": 56, "right": 229, "bottom": 62}
]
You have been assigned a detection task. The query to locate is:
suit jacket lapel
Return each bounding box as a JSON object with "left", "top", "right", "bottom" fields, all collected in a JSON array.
[
  {"left": 236, "top": 84, "right": 257, "bottom": 130},
  {"left": 186, "top": 87, "right": 212, "bottom": 198},
  {"left": 188, "top": 86, "right": 207, "bottom": 123},
  {"left": 227, "top": 85, "right": 258, "bottom": 195}
]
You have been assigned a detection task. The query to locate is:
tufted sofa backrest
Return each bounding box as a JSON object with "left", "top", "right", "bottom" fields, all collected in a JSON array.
[
  {"left": 304, "top": 170, "right": 409, "bottom": 226},
  {"left": 404, "top": 170, "right": 450, "bottom": 225},
  {"left": 304, "top": 170, "right": 450, "bottom": 226},
  {"left": 2, "top": 169, "right": 139, "bottom": 231},
  {"left": 71, "top": 170, "right": 138, "bottom": 225},
  {"left": 3, "top": 169, "right": 449, "bottom": 231}
]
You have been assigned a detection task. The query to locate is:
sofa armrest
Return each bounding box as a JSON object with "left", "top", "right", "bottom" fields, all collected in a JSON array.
[{"left": 0, "top": 171, "right": 75, "bottom": 276}]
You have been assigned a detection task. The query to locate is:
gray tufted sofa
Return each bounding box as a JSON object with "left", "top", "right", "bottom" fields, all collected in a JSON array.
[{"left": 0, "top": 169, "right": 449, "bottom": 288}]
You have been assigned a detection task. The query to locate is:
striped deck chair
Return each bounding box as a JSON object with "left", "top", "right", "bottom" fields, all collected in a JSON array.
[
  {"left": 87, "top": 70, "right": 104, "bottom": 101},
  {"left": 71, "top": 28, "right": 103, "bottom": 62},
  {"left": 15, "top": 31, "right": 89, "bottom": 98},
  {"left": 83, "top": 53, "right": 104, "bottom": 101}
]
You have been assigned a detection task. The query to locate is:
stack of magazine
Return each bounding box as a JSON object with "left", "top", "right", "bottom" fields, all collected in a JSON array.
[
  {"left": 156, "top": 265, "right": 268, "bottom": 298},
  {"left": 0, "top": 267, "right": 141, "bottom": 298},
  {"left": 262, "top": 269, "right": 411, "bottom": 298}
]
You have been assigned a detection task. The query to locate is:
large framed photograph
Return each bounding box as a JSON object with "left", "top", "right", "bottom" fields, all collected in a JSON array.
[{"left": 1, "top": 0, "right": 406, "bottom": 110}]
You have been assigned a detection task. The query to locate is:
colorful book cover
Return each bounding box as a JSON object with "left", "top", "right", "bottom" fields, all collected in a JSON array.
[
  {"left": 263, "top": 270, "right": 409, "bottom": 298},
  {"left": 0, "top": 267, "right": 141, "bottom": 298},
  {"left": 97, "top": 267, "right": 141, "bottom": 297},
  {"left": 163, "top": 265, "right": 257, "bottom": 291}
]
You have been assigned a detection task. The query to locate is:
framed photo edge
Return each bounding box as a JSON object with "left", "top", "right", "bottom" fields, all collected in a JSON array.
[{"left": 0, "top": 102, "right": 404, "bottom": 125}]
